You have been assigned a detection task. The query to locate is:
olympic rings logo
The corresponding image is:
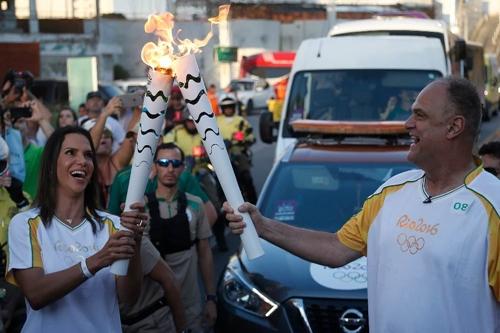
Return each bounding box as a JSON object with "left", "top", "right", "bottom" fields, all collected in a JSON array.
[
  {"left": 397, "top": 233, "right": 425, "bottom": 255},
  {"left": 332, "top": 270, "right": 367, "bottom": 283}
]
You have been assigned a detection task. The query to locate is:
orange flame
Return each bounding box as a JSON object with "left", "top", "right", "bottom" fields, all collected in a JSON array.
[{"left": 141, "top": 4, "right": 231, "bottom": 71}]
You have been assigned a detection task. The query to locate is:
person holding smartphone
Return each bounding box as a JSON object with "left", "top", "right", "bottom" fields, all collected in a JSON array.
[
  {"left": 80, "top": 92, "right": 125, "bottom": 153},
  {"left": 82, "top": 99, "right": 137, "bottom": 208},
  {"left": 0, "top": 71, "right": 31, "bottom": 209}
]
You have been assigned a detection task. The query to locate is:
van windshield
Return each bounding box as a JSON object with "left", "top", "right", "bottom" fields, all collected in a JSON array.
[{"left": 282, "top": 69, "right": 441, "bottom": 138}]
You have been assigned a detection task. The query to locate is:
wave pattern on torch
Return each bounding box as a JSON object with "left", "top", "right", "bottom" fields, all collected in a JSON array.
[
  {"left": 178, "top": 73, "right": 202, "bottom": 89},
  {"left": 111, "top": 69, "right": 173, "bottom": 275},
  {"left": 174, "top": 54, "right": 264, "bottom": 259}
]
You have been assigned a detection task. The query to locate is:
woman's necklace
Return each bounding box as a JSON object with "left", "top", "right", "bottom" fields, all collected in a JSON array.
[{"left": 54, "top": 215, "right": 82, "bottom": 226}]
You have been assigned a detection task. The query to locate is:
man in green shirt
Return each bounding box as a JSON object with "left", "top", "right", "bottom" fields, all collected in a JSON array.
[
  {"left": 23, "top": 143, "right": 43, "bottom": 199},
  {"left": 108, "top": 165, "right": 216, "bottom": 221}
]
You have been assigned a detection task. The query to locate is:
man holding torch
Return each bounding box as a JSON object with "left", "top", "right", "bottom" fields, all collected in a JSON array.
[{"left": 223, "top": 78, "right": 500, "bottom": 332}]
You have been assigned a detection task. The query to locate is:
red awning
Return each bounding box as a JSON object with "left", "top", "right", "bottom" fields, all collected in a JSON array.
[{"left": 241, "top": 51, "right": 296, "bottom": 78}]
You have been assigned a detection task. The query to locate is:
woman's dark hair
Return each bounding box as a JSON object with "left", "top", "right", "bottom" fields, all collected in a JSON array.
[
  {"left": 56, "top": 107, "right": 78, "bottom": 128},
  {"left": 35, "top": 126, "right": 102, "bottom": 233}
]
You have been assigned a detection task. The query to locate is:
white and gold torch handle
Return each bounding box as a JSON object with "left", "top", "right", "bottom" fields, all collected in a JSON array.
[
  {"left": 111, "top": 68, "right": 173, "bottom": 275},
  {"left": 173, "top": 54, "right": 264, "bottom": 260}
]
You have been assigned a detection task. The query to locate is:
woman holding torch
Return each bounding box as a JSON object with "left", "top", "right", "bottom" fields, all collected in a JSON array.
[{"left": 6, "top": 126, "right": 147, "bottom": 332}]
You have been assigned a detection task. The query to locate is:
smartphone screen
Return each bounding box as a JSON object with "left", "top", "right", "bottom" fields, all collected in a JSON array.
[
  {"left": 120, "top": 93, "right": 144, "bottom": 108},
  {"left": 10, "top": 107, "right": 32, "bottom": 120}
]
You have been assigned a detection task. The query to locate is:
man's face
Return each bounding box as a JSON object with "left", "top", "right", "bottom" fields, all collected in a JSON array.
[
  {"left": 85, "top": 97, "right": 104, "bottom": 114},
  {"left": 154, "top": 148, "right": 184, "bottom": 188},
  {"left": 168, "top": 94, "right": 184, "bottom": 110},
  {"left": 1, "top": 81, "right": 21, "bottom": 106},
  {"left": 222, "top": 105, "right": 236, "bottom": 117},
  {"left": 481, "top": 154, "right": 500, "bottom": 177},
  {"left": 13, "top": 117, "right": 28, "bottom": 136},
  {"left": 405, "top": 82, "right": 452, "bottom": 168}
]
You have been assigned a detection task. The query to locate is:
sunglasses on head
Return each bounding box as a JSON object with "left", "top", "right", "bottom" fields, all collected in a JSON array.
[{"left": 155, "top": 158, "right": 183, "bottom": 168}]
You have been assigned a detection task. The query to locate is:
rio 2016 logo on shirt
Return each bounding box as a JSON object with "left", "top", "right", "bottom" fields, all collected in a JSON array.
[{"left": 396, "top": 214, "right": 439, "bottom": 235}]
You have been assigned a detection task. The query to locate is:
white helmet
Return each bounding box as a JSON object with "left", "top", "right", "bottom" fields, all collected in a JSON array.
[
  {"left": 81, "top": 118, "right": 112, "bottom": 133},
  {"left": 219, "top": 93, "right": 238, "bottom": 107}
]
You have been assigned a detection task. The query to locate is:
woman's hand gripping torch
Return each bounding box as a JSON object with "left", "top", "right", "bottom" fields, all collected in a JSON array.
[
  {"left": 173, "top": 55, "right": 264, "bottom": 259},
  {"left": 110, "top": 69, "right": 173, "bottom": 275}
]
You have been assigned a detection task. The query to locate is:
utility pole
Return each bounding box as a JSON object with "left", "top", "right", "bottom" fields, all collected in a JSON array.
[
  {"left": 95, "top": 0, "right": 100, "bottom": 39},
  {"left": 29, "top": 0, "right": 39, "bottom": 33}
]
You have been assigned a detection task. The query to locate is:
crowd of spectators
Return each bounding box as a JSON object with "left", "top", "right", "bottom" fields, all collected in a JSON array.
[{"left": 0, "top": 70, "right": 229, "bottom": 333}]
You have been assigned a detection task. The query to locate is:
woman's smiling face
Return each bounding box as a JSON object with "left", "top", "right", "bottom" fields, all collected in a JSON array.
[{"left": 56, "top": 133, "right": 95, "bottom": 197}]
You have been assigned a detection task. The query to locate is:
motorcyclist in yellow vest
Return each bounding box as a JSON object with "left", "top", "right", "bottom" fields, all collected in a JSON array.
[
  {"left": 216, "top": 95, "right": 258, "bottom": 204},
  {"left": 163, "top": 109, "right": 203, "bottom": 164}
]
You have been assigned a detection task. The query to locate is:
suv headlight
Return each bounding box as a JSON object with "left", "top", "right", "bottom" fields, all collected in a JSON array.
[{"left": 221, "top": 265, "right": 279, "bottom": 318}]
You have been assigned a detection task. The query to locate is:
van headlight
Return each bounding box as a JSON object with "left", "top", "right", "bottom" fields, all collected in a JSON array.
[{"left": 222, "top": 265, "right": 279, "bottom": 318}]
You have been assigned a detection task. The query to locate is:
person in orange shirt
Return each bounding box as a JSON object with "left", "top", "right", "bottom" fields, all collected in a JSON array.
[{"left": 207, "top": 84, "right": 220, "bottom": 116}]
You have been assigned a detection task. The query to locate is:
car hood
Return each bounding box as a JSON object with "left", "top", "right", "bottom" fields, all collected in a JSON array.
[{"left": 237, "top": 240, "right": 367, "bottom": 303}]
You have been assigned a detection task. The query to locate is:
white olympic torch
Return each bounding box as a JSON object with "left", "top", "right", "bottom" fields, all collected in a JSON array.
[
  {"left": 111, "top": 68, "right": 173, "bottom": 275},
  {"left": 173, "top": 54, "right": 264, "bottom": 259}
]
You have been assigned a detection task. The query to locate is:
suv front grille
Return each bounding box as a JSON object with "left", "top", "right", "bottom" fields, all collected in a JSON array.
[{"left": 287, "top": 298, "right": 369, "bottom": 333}]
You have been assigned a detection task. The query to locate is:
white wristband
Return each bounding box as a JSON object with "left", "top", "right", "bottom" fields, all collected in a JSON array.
[{"left": 80, "top": 259, "right": 94, "bottom": 279}]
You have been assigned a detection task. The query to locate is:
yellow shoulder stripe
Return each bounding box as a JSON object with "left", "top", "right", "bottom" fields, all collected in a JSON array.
[
  {"left": 103, "top": 217, "right": 118, "bottom": 235},
  {"left": 337, "top": 183, "right": 406, "bottom": 255},
  {"left": 28, "top": 217, "right": 43, "bottom": 268},
  {"left": 473, "top": 193, "right": 500, "bottom": 301},
  {"left": 5, "top": 216, "right": 43, "bottom": 286}
]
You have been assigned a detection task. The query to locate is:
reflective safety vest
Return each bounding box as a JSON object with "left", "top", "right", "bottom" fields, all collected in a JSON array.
[{"left": 163, "top": 125, "right": 203, "bottom": 157}]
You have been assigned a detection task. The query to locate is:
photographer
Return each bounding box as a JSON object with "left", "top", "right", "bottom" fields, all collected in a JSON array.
[
  {"left": 2, "top": 70, "right": 55, "bottom": 201},
  {"left": 1, "top": 70, "right": 29, "bottom": 182},
  {"left": 0, "top": 135, "right": 25, "bottom": 332},
  {"left": 13, "top": 101, "right": 54, "bottom": 199},
  {"left": 80, "top": 92, "right": 125, "bottom": 153},
  {"left": 0, "top": 71, "right": 31, "bottom": 209}
]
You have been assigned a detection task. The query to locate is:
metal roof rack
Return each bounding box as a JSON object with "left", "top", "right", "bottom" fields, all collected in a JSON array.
[{"left": 291, "top": 119, "right": 411, "bottom": 146}]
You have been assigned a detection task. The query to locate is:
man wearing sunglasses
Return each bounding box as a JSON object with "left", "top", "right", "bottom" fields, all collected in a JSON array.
[{"left": 147, "top": 142, "right": 217, "bottom": 333}]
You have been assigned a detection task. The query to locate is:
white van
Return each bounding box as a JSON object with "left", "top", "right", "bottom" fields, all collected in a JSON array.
[
  {"left": 328, "top": 18, "right": 462, "bottom": 76},
  {"left": 260, "top": 35, "right": 447, "bottom": 161},
  {"left": 328, "top": 18, "right": 489, "bottom": 120}
]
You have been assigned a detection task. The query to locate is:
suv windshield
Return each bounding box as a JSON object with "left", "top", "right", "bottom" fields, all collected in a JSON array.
[
  {"left": 282, "top": 69, "right": 441, "bottom": 137},
  {"left": 259, "top": 161, "right": 413, "bottom": 232},
  {"left": 229, "top": 80, "right": 254, "bottom": 92}
]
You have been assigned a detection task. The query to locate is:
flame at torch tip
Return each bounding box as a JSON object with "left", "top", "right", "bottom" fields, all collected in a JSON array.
[{"left": 140, "top": 4, "right": 231, "bottom": 71}]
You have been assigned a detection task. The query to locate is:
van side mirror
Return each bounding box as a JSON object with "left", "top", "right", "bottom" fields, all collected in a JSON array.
[
  {"left": 455, "top": 39, "right": 466, "bottom": 61},
  {"left": 465, "top": 56, "right": 474, "bottom": 72},
  {"left": 259, "top": 111, "right": 277, "bottom": 144}
]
